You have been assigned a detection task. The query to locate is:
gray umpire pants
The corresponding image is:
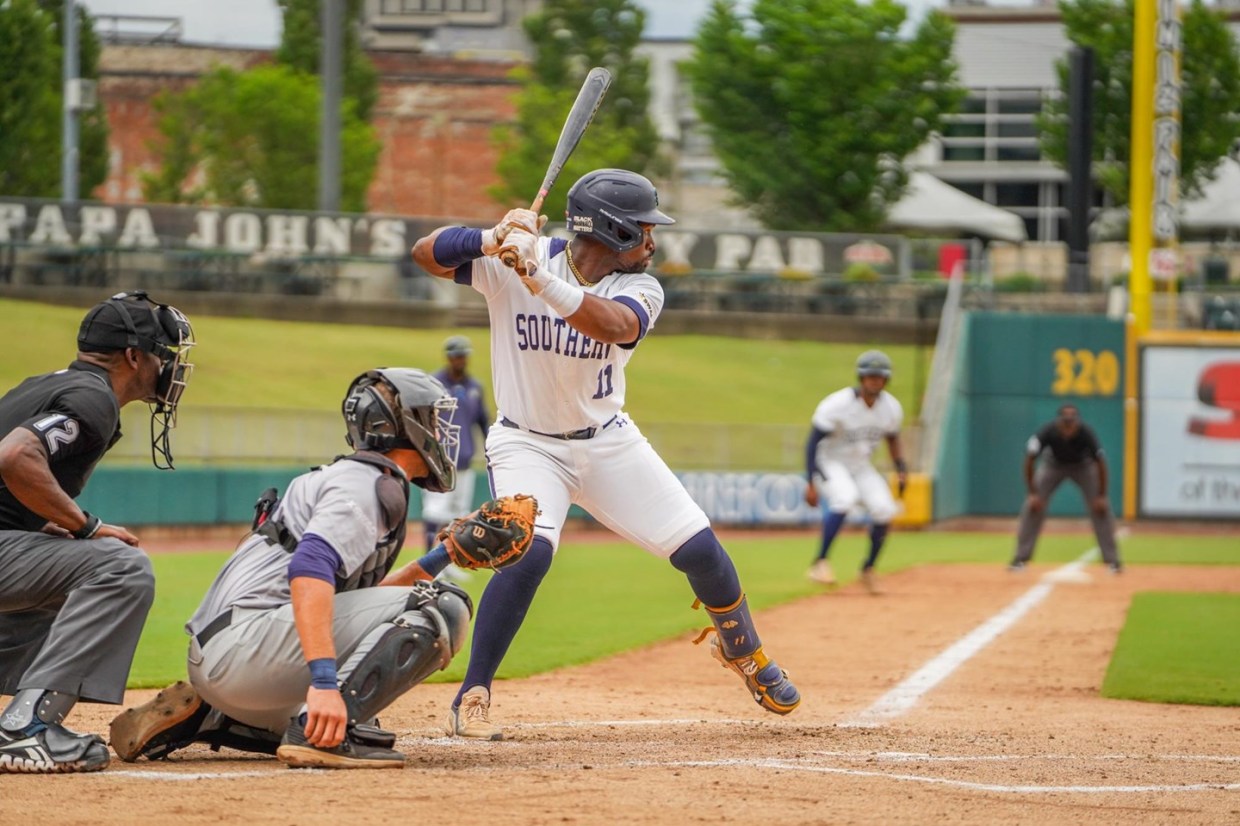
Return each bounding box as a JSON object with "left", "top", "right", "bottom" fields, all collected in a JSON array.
[
  {"left": 0, "top": 531, "right": 155, "bottom": 704},
  {"left": 1012, "top": 459, "right": 1121, "bottom": 566},
  {"left": 186, "top": 587, "right": 414, "bottom": 736}
]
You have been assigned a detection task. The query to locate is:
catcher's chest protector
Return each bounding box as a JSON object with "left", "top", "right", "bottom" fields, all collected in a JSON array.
[{"left": 333, "top": 451, "right": 410, "bottom": 591}]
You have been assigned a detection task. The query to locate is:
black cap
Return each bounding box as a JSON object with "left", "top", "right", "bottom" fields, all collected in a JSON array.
[{"left": 77, "top": 291, "right": 185, "bottom": 355}]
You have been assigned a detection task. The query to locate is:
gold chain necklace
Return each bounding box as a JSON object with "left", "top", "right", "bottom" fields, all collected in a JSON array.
[{"left": 565, "top": 245, "right": 591, "bottom": 287}]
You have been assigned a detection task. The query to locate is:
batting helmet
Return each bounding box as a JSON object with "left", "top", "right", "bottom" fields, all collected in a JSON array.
[
  {"left": 342, "top": 368, "right": 460, "bottom": 492},
  {"left": 565, "top": 168, "right": 674, "bottom": 251},
  {"left": 856, "top": 350, "right": 893, "bottom": 379}
]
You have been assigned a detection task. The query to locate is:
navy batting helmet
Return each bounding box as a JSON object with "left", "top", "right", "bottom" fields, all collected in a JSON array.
[
  {"left": 565, "top": 169, "right": 675, "bottom": 251},
  {"left": 856, "top": 350, "right": 893, "bottom": 379},
  {"left": 342, "top": 368, "right": 460, "bottom": 492}
]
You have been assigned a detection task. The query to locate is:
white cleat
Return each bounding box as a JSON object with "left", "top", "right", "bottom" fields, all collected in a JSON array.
[{"left": 806, "top": 559, "right": 837, "bottom": 587}]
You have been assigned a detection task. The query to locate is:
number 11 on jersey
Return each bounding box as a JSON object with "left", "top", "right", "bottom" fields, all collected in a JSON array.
[{"left": 592, "top": 365, "right": 614, "bottom": 399}]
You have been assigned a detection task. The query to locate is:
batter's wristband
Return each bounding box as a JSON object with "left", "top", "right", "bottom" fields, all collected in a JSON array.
[
  {"left": 432, "top": 227, "right": 485, "bottom": 268},
  {"left": 72, "top": 512, "right": 102, "bottom": 540},
  {"left": 536, "top": 273, "right": 585, "bottom": 317},
  {"left": 308, "top": 658, "right": 338, "bottom": 690}
]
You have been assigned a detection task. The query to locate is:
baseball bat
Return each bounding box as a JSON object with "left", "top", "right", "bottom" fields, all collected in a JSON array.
[{"left": 500, "top": 66, "right": 612, "bottom": 270}]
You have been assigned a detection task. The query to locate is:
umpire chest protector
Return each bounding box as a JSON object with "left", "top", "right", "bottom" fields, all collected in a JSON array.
[{"left": 256, "top": 451, "right": 410, "bottom": 591}]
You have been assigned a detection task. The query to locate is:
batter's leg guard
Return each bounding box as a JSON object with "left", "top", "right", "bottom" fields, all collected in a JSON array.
[
  {"left": 696, "top": 595, "right": 801, "bottom": 715},
  {"left": 337, "top": 581, "right": 473, "bottom": 726}
]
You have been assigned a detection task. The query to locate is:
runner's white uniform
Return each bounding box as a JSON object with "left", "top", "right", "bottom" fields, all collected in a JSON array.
[
  {"left": 810, "top": 387, "right": 904, "bottom": 523},
  {"left": 457, "top": 236, "right": 708, "bottom": 555}
]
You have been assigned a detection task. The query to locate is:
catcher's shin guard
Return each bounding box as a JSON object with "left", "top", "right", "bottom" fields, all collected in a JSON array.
[
  {"left": 696, "top": 595, "right": 801, "bottom": 715},
  {"left": 338, "top": 581, "right": 473, "bottom": 725}
]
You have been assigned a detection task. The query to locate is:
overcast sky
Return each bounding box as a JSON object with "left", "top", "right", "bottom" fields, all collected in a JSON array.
[{"left": 77, "top": 0, "right": 953, "bottom": 48}]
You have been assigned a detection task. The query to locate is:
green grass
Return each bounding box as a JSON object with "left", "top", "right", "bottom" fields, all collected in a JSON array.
[
  {"left": 0, "top": 297, "right": 927, "bottom": 424},
  {"left": 129, "top": 530, "right": 1240, "bottom": 689},
  {"left": 1102, "top": 592, "right": 1240, "bottom": 706}
]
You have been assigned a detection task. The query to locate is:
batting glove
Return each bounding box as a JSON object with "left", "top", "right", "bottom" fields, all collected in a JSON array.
[{"left": 481, "top": 209, "right": 547, "bottom": 255}]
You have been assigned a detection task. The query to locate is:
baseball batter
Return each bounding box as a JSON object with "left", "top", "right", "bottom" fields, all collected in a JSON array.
[
  {"left": 804, "top": 350, "right": 907, "bottom": 594},
  {"left": 0, "top": 292, "right": 194, "bottom": 773},
  {"left": 109, "top": 369, "right": 477, "bottom": 769},
  {"left": 412, "top": 168, "right": 800, "bottom": 739}
]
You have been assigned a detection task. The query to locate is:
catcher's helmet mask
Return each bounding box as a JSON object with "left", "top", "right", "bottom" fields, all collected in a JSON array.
[
  {"left": 343, "top": 368, "right": 460, "bottom": 492},
  {"left": 78, "top": 290, "right": 195, "bottom": 470},
  {"left": 565, "top": 169, "right": 674, "bottom": 252},
  {"left": 855, "top": 349, "right": 893, "bottom": 380}
]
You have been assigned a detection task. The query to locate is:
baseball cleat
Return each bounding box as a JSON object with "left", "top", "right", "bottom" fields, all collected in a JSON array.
[
  {"left": 276, "top": 720, "right": 405, "bottom": 770},
  {"left": 806, "top": 559, "right": 837, "bottom": 587},
  {"left": 446, "top": 686, "right": 503, "bottom": 740},
  {"left": 860, "top": 567, "right": 881, "bottom": 595},
  {"left": 109, "top": 680, "right": 208, "bottom": 762},
  {"left": 709, "top": 637, "right": 801, "bottom": 716},
  {"left": 0, "top": 723, "right": 110, "bottom": 773}
]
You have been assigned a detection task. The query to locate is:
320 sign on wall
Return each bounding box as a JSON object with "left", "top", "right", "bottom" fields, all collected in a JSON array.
[{"left": 1051, "top": 348, "right": 1121, "bottom": 396}]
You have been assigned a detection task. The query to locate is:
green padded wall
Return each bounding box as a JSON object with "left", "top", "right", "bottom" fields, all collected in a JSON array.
[{"left": 934, "top": 312, "right": 1125, "bottom": 518}]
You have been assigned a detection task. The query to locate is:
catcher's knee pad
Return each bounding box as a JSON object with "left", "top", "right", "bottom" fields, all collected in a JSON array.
[{"left": 338, "top": 582, "right": 473, "bottom": 725}]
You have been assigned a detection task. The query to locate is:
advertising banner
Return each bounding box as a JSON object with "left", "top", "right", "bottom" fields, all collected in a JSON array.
[{"left": 1140, "top": 344, "right": 1240, "bottom": 517}]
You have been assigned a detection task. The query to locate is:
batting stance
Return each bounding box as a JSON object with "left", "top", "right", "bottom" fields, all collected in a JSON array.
[
  {"left": 804, "top": 350, "right": 907, "bottom": 595},
  {"left": 111, "top": 369, "right": 531, "bottom": 769},
  {"left": 413, "top": 168, "right": 801, "bottom": 740},
  {"left": 0, "top": 292, "right": 195, "bottom": 773}
]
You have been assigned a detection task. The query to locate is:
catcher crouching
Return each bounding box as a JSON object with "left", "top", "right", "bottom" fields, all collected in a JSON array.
[{"left": 108, "top": 368, "right": 536, "bottom": 769}]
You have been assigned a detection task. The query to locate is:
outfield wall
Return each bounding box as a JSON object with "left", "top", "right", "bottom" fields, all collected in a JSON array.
[{"left": 934, "top": 312, "right": 1126, "bottom": 519}]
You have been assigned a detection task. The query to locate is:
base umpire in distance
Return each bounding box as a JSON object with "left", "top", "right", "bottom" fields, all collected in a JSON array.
[
  {"left": 1008, "top": 403, "right": 1123, "bottom": 573},
  {"left": 0, "top": 292, "right": 195, "bottom": 773}
]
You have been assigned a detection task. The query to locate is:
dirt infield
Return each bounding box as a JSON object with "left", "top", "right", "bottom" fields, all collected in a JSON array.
[{"left": 8, "top": 560, "right": 1239, "bottom": 825}]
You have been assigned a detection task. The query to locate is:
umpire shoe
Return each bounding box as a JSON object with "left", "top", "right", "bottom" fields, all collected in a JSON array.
[
  {"left": 276, "top": 719, "right": 405, "bottom": 769},
  {"left": 709, "top": 638, "right": 802, "bottom": 716},
  {"left": 446, "top": 686, "right": 503, "bottom": 741},
  {"left": 109, "top": 680, "right": 209, "bottom": 762},
  {"left": 0, "top": 723, "right": 110, "bottom": 773}
]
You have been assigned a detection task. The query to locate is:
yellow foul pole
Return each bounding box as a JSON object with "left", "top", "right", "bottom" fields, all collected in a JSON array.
[
  {"left": 1129, "top": 0, "right": 1155, "bottom": 336},
  {"left": 1124, "top": 0, "right": 1156, "bottom": 519}
]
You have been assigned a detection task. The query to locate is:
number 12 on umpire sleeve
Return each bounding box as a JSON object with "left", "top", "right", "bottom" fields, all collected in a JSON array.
[{"left": 592, "top": 364, "right": 614, "bottom": 399}]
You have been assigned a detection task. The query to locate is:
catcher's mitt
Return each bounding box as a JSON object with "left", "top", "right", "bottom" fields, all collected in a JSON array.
[{"left": 437, "top": 494, "right": 539, "bottom": 571}]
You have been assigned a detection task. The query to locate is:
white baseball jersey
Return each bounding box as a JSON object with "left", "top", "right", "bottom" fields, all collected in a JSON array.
[
  {"left": 456, "top": 237, "right": 663, "bottom": 434},
  {"left": 455, "top": 236, "right": 708, "bottom": 555},
  {"left": 811, "top": 387, "right": 904, "bottom": 470}
]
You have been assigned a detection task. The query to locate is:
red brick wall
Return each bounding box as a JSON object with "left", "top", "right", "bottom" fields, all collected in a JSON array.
[{"left": 96, "top": 44, "right": 518, "bottom": 221}]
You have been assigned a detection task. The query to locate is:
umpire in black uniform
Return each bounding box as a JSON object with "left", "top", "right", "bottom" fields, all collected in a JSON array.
[
  {"left": 1008, "top": 403, "right": 1122, "bottom": 572},
  {"left": 0, "top": 291, "right": 195, "bottom": 773}
]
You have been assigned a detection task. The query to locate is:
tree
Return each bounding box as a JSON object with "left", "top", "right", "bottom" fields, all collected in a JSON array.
[
  {"left": 687, "top": 0, "right": 964, "bottom": 232},
  {"left": 276, "top": 0, "right": 379, "bottom": 121},
  {"left": 1039, "top": 0, "right": 1240, "bottom": 205},
  {"left": 490, "top": 0, "right": 662, "bottom": 218},
  {"left": 0, "top": 0, "right": 109, "bottom": 198},
  {"left": 142, "top": 65, "right": 380, "bottom": 211}
]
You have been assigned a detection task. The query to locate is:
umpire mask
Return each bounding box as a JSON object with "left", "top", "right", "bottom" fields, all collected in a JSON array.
[
  {"left": 342, "top": 369, "right": 460, "bottom": 492},
  {"left": 78, "top": 291, "right": 196, "bottom": 469}
]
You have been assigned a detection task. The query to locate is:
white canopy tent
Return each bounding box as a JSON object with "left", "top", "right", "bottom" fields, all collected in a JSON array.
[
  {"left": 1091, "top": 156, "right": 1240, "bottom": 240},
  {"left": 885, "top": 172, "right": 1028, "bottom": 243},
  {"left": 1181, "top": 156, "right": 1240, "bottom": 234}
]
